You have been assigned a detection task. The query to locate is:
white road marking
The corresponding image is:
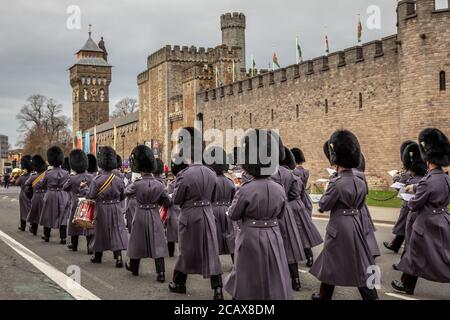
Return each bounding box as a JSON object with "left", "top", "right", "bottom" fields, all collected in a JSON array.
[
  {"left": 0, "top": 230, "right": 100, "bottom": 300},
  {"left": 298, "top": 268, "right": 309, "bottom": 274},
  {"left": 312, "top": 216, "right": 394, "bottom": 228},
  {"left": 2, "top": 196, "right": 8, "bottom": 199},
  {"left": 10, "top": 199, "right": 16, "bottom": 202},
  {"left": 385, "top": 292, "right": 419, "bottom": 300}
]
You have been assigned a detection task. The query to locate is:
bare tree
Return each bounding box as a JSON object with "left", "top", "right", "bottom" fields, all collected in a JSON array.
[
  {"left": 16, "top": 95, "right": 72, "bottom": 156},
  {"left": 111, "top": 97, "right": 138, "bottom": 118}
]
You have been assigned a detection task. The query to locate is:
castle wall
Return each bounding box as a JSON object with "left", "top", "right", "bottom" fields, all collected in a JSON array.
[{"left": 198, "top": 36, "right": 402, "bottom": 188}]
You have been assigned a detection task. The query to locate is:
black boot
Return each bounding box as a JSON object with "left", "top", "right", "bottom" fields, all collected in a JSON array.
[
  {"left": 213, "top": 287, "right": 224, "bottom": 300},
  {"left": 358, "top": 287, "right": 379, "bottom": 300},
  {"left": 114, "top": 251, "right": 123, "bottom": 268},
  {"left": 68, "top": 236, "right": 79, "bottom": 251},
  {"left": 168, "top": 241, "right": 175, "bottom": 257},
  {"left": 391, "top": 274, "right": 417, "bottom": 295},
  {"left": 90, "top": 252, "right": 103, "bottom": 264},
  {"left": 169, "top": 271, "right": 187, "bottom": 294},
  {"left": 288, "top": 263, "right": 301, "bottom": 291},
  {"left": 155, "top": 258, "right": 165, "bottom": 282},
  {"left": 312, "top": 283, "right": 334, "bottom": 300},
  {"left": 305, "top": 248, "right": 314, "bottom": 268},
  {"left": 18, "top": 220, "right": 26, "bottom": 231},
  {"left": 29, "top": 223, "right": 38, "bottom": 236},
  {"left": 42, "top": 227, "right": 51, "bottom": 242},
  {"left": 383, "top": 235, "right": 405, "bottom": 254},
  {"left": 126, "top": 259, "right": 140, "bottom": 276}
]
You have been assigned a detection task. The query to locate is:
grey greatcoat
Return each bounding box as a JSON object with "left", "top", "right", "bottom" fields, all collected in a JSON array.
[
  {"left": 398, "top": 168, "right": 450, "bottom": 282},
  {"left": 124, "top": 177, "right": 137, "bottom": 233},
  {"left": 39, "top": 167, "right": 70, "bottom": 229},
  {"left": 212, "top": 175, "right": 236, "bottom": 255},
  {"left": 309, "top": 169, "right": 376, "bottom": 287},
  {"left": 166, "top": 180, "right": 180, "bottom": 243},
  {"left": 173, "top": 164, "right": 222, "bottom": 278},
  {"left": 126, "top": 175, "right": 170, "bottom": 259},
  {"left": 293, "top": 167, "right": 313, "bottom": 216},
  {"left": 224, "top": 178, "right": 293, "bottom": 300},
  {"left": 87, "top": 172, "right": 128, "bottom": 252},
  {"left": 392, "top": 174, "right": 423, "bottom": 236},
  {"left": 353, "top": 169, "right": 381, "bottom": 257},
  {"left": 15, "top": 174, "right": 31, "bottom": 221},
  {"left": 24, "top": 173, "right": 46, "bottom": 225},
  {"left": 63, "top": 172, "right": 94, "bottom": 237}
]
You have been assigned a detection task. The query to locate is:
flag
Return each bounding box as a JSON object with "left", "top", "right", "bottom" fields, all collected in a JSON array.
[
  {"left": 251, "top": 55, "right": 256, "bottom": 77},
  {"left": 92, "top": 126, "right": 97, "bottom": 155},
  {"left": 215, "top": 66, "right": 219, "bottom": 87},
  {"left": 325, "top": 35, "right": 330, "bottom": 54},
  {"left": 113, "top": 125, "right": 117, "bottom": 150},
  {"left": 357, "top": 15, "right": 363, "bottom": 43},
  {"left": 75, "top": 131, "right": 82, "bottom": 150},
  {"left": 83, "top": 131, "right": 90, "bottom": 154},
  {"left": 296, "top": 37, "right": 303, "bottom": 63},
  {"left": 272, "top": 52, "right": 281, "bottom": 69}
]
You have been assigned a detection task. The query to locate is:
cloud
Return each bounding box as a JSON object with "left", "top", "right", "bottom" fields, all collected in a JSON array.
[{"left": 0, "top": 0, "right": 397, "bottom": 147}]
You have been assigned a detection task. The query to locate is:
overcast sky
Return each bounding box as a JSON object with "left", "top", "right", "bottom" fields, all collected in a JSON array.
[{"left": 0, "top": 0, "right": 397, "bottom": 147}]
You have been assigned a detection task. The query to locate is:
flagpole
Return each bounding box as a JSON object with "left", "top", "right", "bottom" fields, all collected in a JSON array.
[{"left": 296, "top": 37, "right": 299, "bottom": 64}]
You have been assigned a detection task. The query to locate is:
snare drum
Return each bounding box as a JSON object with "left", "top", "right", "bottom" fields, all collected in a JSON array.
[{"left": 73, "top": 198, "right": 96, "bottom": 229}]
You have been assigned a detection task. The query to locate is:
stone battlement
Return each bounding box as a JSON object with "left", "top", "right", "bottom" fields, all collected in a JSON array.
[
  {"left": 198, "top": 34, "right": 398, "bottom": 102},
  {"left": 220, "top": 12, "right": 246, "bottom": 29}
]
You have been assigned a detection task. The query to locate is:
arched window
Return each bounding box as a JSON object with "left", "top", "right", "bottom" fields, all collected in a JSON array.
[
  {"left": 196, "top": 113, "right": 204, "bottom": 136},
  {"left": 440, "top": 71, "right": 446, "bottom": 91}
]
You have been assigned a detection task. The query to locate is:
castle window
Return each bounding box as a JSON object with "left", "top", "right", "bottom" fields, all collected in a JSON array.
[
  {"left": 359, "top": 93, "right": 363, "bottom": 109},
  {"left": 435, "top": 0, "right": 449, "bottom": 10},
  {"left": 296, "top": 104, "right": 299, "bottom": 118},
  {"left": 325, "top": 99, "right": 329, "bottom": 114},
  {"left": 230, "top": 116, "right": 233, "bottom": 128},
  {"left": 249, "top": 113, "right": 252, "bottom": 125},
  {"left": 271, "top": 109, "right": 274, "bottom": 122},
  {"left": 213, "top": 119, "right": 216, "bottom": 129},
  {"left": 440, "top": 71, "right": 446, "bottom": 91}
]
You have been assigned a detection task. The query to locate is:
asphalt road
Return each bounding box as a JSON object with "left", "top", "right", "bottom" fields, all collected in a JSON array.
[{"left": 1, "top": 187, "right": 449, "bottom": 300}]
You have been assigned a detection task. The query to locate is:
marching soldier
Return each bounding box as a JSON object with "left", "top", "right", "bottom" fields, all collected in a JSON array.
[
  {"left": 153, "top": 159, "right": 166, "bottom": 185},
  {"left": 125, "top": 145, "right": 170, "bottom": 282},
  {"left": 392, "top": 128, "right": 450, "bottom": 295},
  {"left": 224, "top": 129, "right": 292, "bottom": 300},
  {"left": 384, "top": 140, "right": 418, "bottom": 254},
  {"left": 168, "top": 127, "right": 223, "bottom": 300},
  {"left": 63, "top": 150, "right": 95, "bottom": 253},
  {"left": 206, "top": 146, "right": 236, "bottom": 262},
  {"left": 39, "top": 146, "right": 70, "bottom": 244},
  {"left": 14, "top": 155, "right": 31, "bottom": 231},
  {"left": 87, "top": 146, "right": 128, "bottom": 268},
  {"left": 25, "top": 155, "right": 47, "bottom": 235},
  {"left": 291, "top": 148, "right": 313, "bottom": 217},
  {"left": 310, "top": 130, "right": 378, "bottom": 300}
]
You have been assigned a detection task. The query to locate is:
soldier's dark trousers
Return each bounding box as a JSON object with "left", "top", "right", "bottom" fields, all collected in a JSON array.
[
  {"left": 173, "top": 270, "right": 223, "bottom": 289},
  {"left": 86, "top": 235, "right": 94, "bottom": 251},
  {"left": 304, "top": 248, "right": 314, "bottom": 260},
  {"left": 70, "top": 236, "right": 79, "bottom": 250},
  {"left": 19, "top": 220, "right": 26, "bottom": 231},
  {"left": 43, "top": 227, "right": 51, "bottom": 238},
  {"left": 288, "top": 263, "right": 300, "bottom": 281},
  {"left": 319, "top": 283, "right": 379, "bottom": 300},
  {"left": 59, "top": 226, "right": 67, "bottom": 240},
  {"left": 168, "top": 241, "right": 175, "bottom": 257},
  {"left": 390, "top": 235, "right": 405, "bottom": 252},
  {"left": 30, "top": 223, "right": 38, "bottom": 235},
  {"left": 113, "top": 250, "right": 122, "bottom": 259},
  {"left": 401, "top": 273, "right": 418, "bottom": 291}
]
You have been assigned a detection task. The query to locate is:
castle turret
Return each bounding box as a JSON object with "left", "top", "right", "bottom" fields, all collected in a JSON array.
[
  {"left": 397, "top": 0, "right": 450, "bottom": 141},
  {"left": 221, "top": 12, "right": 246, "bottom": 71}
]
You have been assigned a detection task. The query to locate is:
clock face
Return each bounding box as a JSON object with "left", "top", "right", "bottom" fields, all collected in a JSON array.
[{"left": 90, "top": 88, "right": 98, "bottom": 96}]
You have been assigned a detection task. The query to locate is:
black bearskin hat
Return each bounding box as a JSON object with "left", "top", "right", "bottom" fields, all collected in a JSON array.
[
  {"left": 62, "top": 157, "right": 71, "bottom": 172},
  {"left": 402, "top": 142, "right": 427, "bottom": 176},
  {"left": 97, "top": 146, "right": 117, "bottom": 171},
  {"left": 400, "top": 140, "right": 415, "bottom": 159},
  {"left": 241, "top": 129, "right": 281, "bottom": 178},
  {"left": 171, "top": 154, "right": 188, "bottom": 177},
  {"left": 328, "top": 130, "right": 361, "bottom": 168},
  {"left": 205, "top": 146, "right": 229, "bottom": 175},
  {"left": 47, "top": 146, "right": 64, "bottom": 167},
  {"left": 31, "top": 155, "right": 47, "bottom": 173},
  {"left": 280, "top": 147, "right": 296, "bottom": 170},
  {"left": 291, "top": 148, "right": 305, "bottom": 164},
  {"left": 69, "top": 150, "right": 88, "bottom": 174},
  {"left": 130, "top": 145, "right": 155, "bottom": 173},
  {"left": 418, "top": 128, "right": 450, "bottom": 167},
  {"left": 323, "top": 140, "right": 332, "bottom": 165},
  {"left": 20, "top": 155, "right": 32, "bottom": 172},
  {"left": 177, "top": 127, "right": 203, "bottom": 163},
  {"left": 356, "top": 153, "right": 366, "bottom": 172},
  {"left": 116, "top": 155, "right": 122, "bottom": 169},
  {"left": 87, "top": 154, "right": 98, "bottom": 173},
  {"left": 154, "top": 158, "right": 164, "bottom": 175}
]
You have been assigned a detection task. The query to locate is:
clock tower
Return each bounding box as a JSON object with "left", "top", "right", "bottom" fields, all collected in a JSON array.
[{"left": 69, "top": 26, "right": 111, "bottom": 141}]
